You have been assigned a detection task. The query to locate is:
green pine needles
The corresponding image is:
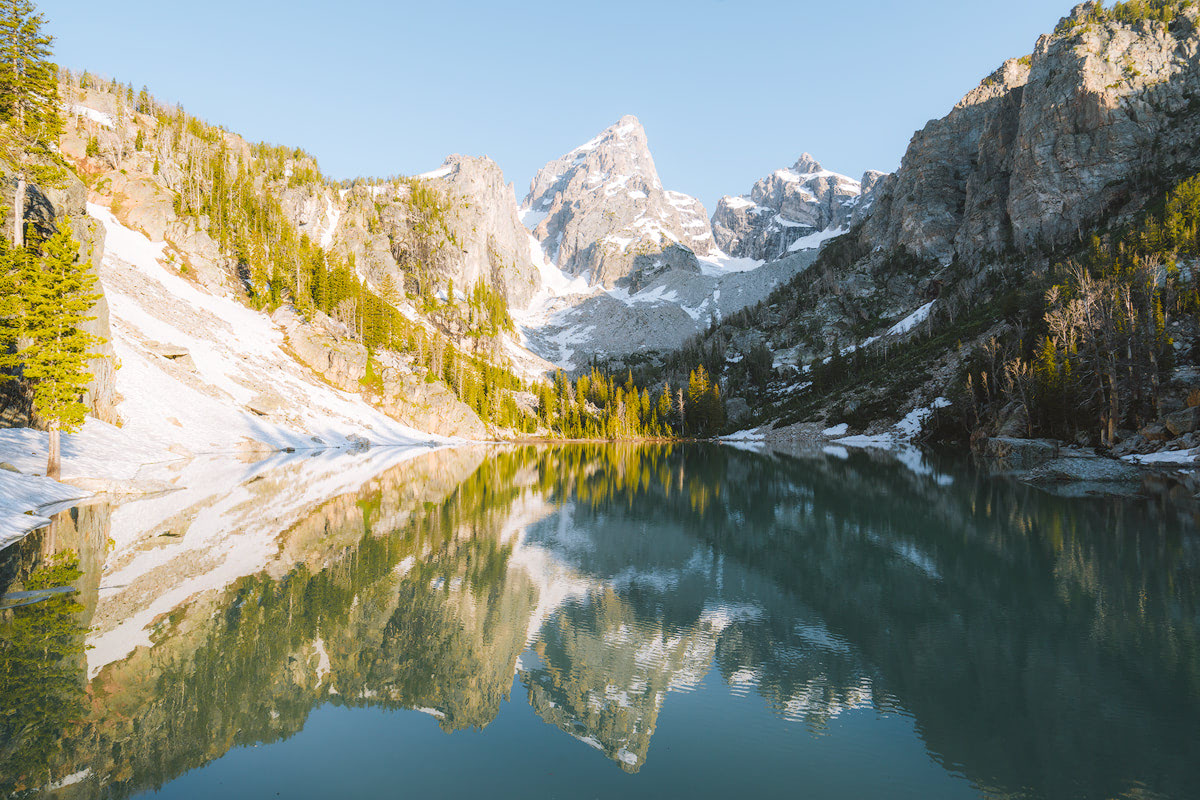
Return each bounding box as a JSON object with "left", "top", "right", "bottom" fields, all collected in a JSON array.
[
  {"left": 1, "top": 220, "right": 102, "bottom": 476},
  {"left": 0, "top": 0, "right": 63, "bottom": 246},
  {"left": 19, "top": 220, "right": 100, "bottom": 432}
]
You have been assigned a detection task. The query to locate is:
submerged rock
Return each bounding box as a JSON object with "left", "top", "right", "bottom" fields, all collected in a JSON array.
[{"left": 980, "top": 437, "right": 1061, "bottom": 470}]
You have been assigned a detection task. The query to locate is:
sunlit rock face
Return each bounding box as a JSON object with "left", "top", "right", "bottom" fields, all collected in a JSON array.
[
  {"left": 866, "top": 6, "right": 1200, "bottom": 264},
  {"left": 522, "top": 116, "right": 717, "bottom": 288}
]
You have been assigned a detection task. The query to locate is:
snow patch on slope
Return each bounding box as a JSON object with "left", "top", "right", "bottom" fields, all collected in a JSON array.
[
  {"left": 71, "top": 104, "right": 114, "bottom": 128},
  {"left": 887, "top": 302, "right": 936, "bottom": 337},
  {"left": 319, "top": 196, "right": 341, "bottom": 249},
  {"left": 698, "top": 252, "right": 766, "bottom": 277},
  {"left": 88, "top": 202, "right": 439, "bottom": 454},
  {"left": 787, "top": 226, "right": 847, "bottom": 253}
]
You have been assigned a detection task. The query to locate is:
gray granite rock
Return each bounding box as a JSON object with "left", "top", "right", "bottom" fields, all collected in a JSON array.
[
  {"left": 522, "top": 115, "right": 717, "bottom": 288},
  {"left": 865, "top": 5, "right": 1200, "bottom": 264}
]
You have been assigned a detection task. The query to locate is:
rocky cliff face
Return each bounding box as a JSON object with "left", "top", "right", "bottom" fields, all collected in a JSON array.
[
  {"left": 866, "top": 3, "right": 1200, "bottom": 263},
  {"left": 321, "top": 155, "right": 541, "bottom": 310},
  {"left": 522, "top": 115, "right": 717, "bottom": 288},
  {"left": 279, "top": 309, "right": 489, "bottom": 439},
  {"left": 711, "top": 155, "right": 877, "bottom": 261},
  {"left": 417, "top": 155, "right": 542, "bottom": 307}
]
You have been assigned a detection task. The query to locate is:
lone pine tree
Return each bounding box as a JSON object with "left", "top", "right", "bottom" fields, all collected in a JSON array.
[{"left": 19, "top": 220, "right": 100, "bottom": 478}]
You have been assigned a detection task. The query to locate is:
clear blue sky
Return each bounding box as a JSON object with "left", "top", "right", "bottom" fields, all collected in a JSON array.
[{"left": 42, "top": 0, "right": 1072, "bottom": 212}]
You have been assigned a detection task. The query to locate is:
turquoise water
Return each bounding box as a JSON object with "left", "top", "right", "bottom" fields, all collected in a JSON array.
[{"left": 0, "top": 444, "right": 1196, "bottom": 799}]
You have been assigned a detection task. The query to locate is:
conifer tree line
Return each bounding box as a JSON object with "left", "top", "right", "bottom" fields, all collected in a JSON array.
[
  {"left": 535, "top": 365, "right": 724, "bottom": 439},
  {"left": 0, "top": 0, "right": 100, "bottom": 477}
]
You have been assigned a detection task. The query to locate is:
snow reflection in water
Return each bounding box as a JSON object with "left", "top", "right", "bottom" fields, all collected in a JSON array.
[{"left": 0, "top": 443, "right": 1196, "bottom": 799}]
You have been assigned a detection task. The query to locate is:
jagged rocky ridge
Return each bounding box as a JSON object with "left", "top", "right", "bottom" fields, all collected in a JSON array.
[
  {"left": 711, "top": 154, "right": 884, "bottom": 261},
  {"left": 867, "top": 3, "right": 1200, "bottom": 263}
]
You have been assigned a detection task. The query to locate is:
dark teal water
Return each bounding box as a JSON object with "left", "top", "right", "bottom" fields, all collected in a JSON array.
[{"left": 0, "top": 444, "right": 1196, "bottom": 799}]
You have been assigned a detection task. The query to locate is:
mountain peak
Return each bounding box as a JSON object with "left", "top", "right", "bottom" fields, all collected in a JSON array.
[
  {"left": 522, "top": 116, "right": 715, "bottom": 286},
  {"left": 567, "top": 115, "right": 649, "bottom": 161},
  {"left": 712, "top": 153, "right": 881, "bottom": 260},
  {"left": 792, "top": 153, "right": 824, "bottom": 175}
]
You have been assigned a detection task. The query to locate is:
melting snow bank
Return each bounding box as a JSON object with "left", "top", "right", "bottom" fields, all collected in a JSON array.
[
  {"left": 0, "top": 469, "right": 90, "bottom": 551},
  {"left": 887, "top": 301, "right": 936, "bottom": 337},
  {"left": 831, "top": 398, "right": 952, "bottom": 450},
  {"left": 720, "top": 428, "right": 767, "bottom": 453},
  {"left": 1122, "top": 449, "right": 1200, "bottom": 466}
]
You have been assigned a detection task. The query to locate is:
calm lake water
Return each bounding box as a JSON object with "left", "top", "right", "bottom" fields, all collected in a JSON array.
[{"left": 0, "top": 444, "right": 1197, "bottom": 799}]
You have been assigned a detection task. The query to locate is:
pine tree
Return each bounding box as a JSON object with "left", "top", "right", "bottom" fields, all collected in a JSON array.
[
  {"left": 0, "top": 235, "right": 21, "bottom": 370},
  {"left": 19, "top": 220, "right": 101, "bottom": 478},
  {"left": 0, "top": 0, "right": 62, "bottom": 247}
]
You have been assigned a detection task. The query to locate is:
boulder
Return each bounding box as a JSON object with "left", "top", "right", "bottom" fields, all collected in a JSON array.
[
  {"left": 346, "top": 433, "right": 371, "bottom": 452},
  {"left": 1140, "top": 422, "right": 1171, "bottom": 442},
  {"left": 1027, "top": 457, "right": 1142, "bottom": 484},
  {"left": 246, "top": 392, "right": 287, "bottom": 417},
  {"left": 980, "top": 437, "right": 1060, "bottom": 470},
  {"left": 1164, "top": 406, "right": 1200, "bottom": 437},
  {"left": 145, "top": 341, "right": 197, "bottom": 372},
  {"left": 287, "top": 327, "right": 367, "bottom": 392}
]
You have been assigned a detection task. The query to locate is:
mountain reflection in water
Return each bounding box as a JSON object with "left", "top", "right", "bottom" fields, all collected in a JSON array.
[{"left": 0, "top": 444, "right": 1196, "bottom": 799}]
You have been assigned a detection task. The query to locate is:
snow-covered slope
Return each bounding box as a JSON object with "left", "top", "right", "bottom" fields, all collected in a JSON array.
[
  {"left": 88, "top": 203, "right": 441, "bottom": 455},
  {"left": 514, "top": 242, "right": 821, "bottom": 371},
  {"left": 0, "top": 204, "right": 451, "bottom": 544}
]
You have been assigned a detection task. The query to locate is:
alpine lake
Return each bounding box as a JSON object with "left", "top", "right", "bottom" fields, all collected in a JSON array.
[{"left": 0, "top": 443, "right": 1197, "bottom": 799}]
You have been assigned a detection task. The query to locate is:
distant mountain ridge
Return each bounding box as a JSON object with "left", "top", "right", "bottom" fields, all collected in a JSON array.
[{"left": 711, "top": 155, "right": 885, "bottom": 261}]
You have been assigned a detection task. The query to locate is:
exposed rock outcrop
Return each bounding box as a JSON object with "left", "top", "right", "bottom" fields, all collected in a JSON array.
[
  {"left": 419, "top": 155, "right": 542, "bottom": 307},
  {"left": 277, "top": 309, "right": 488, "bottom": 439},
  {"left": 866, "top": 3, "right": 1200, "bottom": 263},
  {"left": 522, "top": 115, "right": 717, "bottom": 288},
  {"left": 323, "top": 155, "right": 541, "bottom": 310},
  {"left": 374, "top": 374, "right": 489, "bottom": 441}
]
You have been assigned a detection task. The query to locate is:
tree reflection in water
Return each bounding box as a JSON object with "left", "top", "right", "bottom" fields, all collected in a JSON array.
[{"left": 0, "top": 443, "right": 1194, "bottom": 799}]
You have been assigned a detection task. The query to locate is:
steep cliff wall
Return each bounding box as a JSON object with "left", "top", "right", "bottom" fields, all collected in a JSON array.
[{"left": 866, "top": 4, "right": 1200, "bottom": 263}]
